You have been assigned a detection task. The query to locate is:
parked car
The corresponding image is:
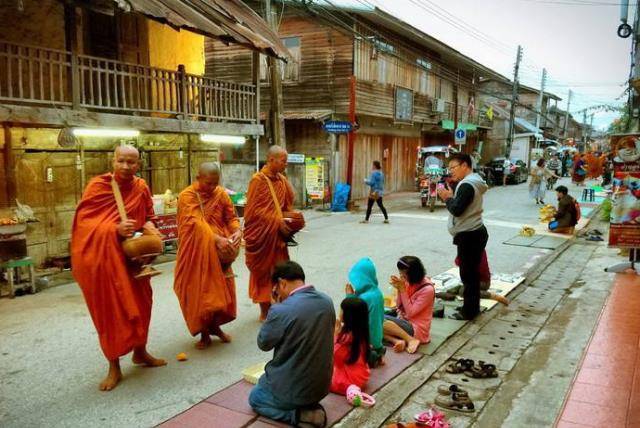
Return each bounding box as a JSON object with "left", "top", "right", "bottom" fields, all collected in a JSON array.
[{"left": 484, "top": 157, "right": 529, "bottom": 185}]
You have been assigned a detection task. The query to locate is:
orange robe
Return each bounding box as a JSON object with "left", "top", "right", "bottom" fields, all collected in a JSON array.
[
  {"left": 244, "top": 166, "right": 294, "bottom": 303},
  {"left": 71, "top": 173, "right": 155, "bottom": 360},
  {"left": 174, "top": 183, "right": 239, "bottom": 336}
]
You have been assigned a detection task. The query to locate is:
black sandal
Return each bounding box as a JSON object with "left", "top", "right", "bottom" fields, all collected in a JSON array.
[
  {"left": 464, "top": 361, "right": 498, "bottom": 378},
  {"left": 435, "top": 392, "right": 475, "bottom": 413},
  {"left": 437, "top": 384, "right": 468, "bottom": 397},
  {"left": 445, "top": 358, "right": 474, "bottom": 374}
]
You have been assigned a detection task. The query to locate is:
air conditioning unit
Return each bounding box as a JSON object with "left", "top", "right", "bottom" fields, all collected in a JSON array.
[{"left": 433, "top": 98, "right": 446, "bottom": 113}]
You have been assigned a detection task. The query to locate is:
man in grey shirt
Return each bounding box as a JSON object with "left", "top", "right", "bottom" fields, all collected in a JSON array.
[
  {"left": 437, "top": 153, "right": 489, "bottom": 320},
  {"left": 249, "top": 261, "right": 335, "bottom": 427}
]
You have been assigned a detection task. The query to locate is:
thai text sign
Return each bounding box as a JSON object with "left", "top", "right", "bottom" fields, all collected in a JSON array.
[{"left": 609, "top": 134, "right": 640, "bottom": 248}]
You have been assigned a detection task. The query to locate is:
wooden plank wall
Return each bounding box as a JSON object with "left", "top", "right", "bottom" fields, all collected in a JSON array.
[
  {"left": 337, "top": 133, "right": 419, "bottom": 200},
  {"left": 205, "top": 14, "right": 353, "bottom": 115}
]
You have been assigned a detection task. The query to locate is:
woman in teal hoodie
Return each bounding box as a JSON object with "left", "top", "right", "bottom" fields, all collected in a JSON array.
[{"left": 346, "top": 257, "right": 386, "bottom": 367}]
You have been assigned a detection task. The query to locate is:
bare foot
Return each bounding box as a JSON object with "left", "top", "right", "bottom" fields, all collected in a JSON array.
[
  {"left": 195, "top": 333, "right": 212, "bottom": 350},
  {"left": 493, "top": 294, "right": 510, "bottom": 306},
  {"left": 212, "top": 327, "right": 232, "bottom": 343},
  {"left": 393, "top": 339, "right": 406, "bottom": 353},
  {"left": 99, "top": 361, "right": 122, "bottom": 392},
  {"left": 132, "top": 349, "right": 167, "bottom": 367},
  {"left": 406, "top": 339, "right": 420, "bottom": 354}
]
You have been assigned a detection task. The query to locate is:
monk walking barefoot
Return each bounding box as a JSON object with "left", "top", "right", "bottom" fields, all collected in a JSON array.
[
  {"left": 244, "top": 146, "right": 296, "bottom": 321},
  {"left": 71, "top": 145, "right": 166, "bottom": 391},
  {"left": 174, "top": 163, "right": 241, "bottom": 349}
]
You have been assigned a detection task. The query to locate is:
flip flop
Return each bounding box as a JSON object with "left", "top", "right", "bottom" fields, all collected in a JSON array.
[
  {"left": 414, "top": 407, "right": 451, "bottom": 427},
  {"left": 445, "top": 358, "right": 474, "bottom": 374},
  {"left": 437, "top": 384, "right": 468, "bottom": 397},
  {"left": 434, "top": 392, "right": 475, "bottom": 413},
  {"left": 346, "top": 384, "right": 376, "bottom": 408},
  {"left": 464, "top": 361, "right": 498, "bottom": 378}
]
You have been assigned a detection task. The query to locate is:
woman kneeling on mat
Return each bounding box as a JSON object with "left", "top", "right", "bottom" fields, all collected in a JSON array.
[{"left": 383, "top": 256, "right": 435, "bottom": 354}]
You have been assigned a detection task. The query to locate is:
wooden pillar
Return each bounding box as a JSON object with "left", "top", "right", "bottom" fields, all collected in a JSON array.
[
  {"left": 177, "top": 64, "right": 187, "bottom": 119},
  {"left": 64, "top": 4, "right": 80, "bottom": 109},
  {"left": 3, "top": 124, "right": 16, "bottom": 204},
  {"left": 252, "top": 51, "right": 261, "bottom": 171}
]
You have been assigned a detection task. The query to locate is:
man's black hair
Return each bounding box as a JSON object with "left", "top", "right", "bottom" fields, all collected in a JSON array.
[
  {"left": 449, "top": 152, "right": 472, "bottom": 168},
  {"left": 555, "top": 185, "right": 568, "bottom": 195},
  {"left": 271, "top": 261, "right": 305, "bottom": 284},
  {"left": 373, "top": 160, "right": 382, "bottom": 169}
]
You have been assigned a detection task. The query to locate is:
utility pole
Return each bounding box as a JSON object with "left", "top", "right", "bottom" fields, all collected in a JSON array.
[
  {"left": 264, "top": 0, "right": 286, "bottom": 148},
  {"left": 506, "top": 45, "right": 522, "bottom": 157},
  {"left": 563, "top": 90, "right": 572, "bottom": 138},
  {"left": 535, "top": 68, "right": 547, "bottom": 130},
  {"left": 589, "top": 113, "right": 595, "bottom": 143},
  {"left": 582, "top": 109, "right": 588, "bottom": 144}
]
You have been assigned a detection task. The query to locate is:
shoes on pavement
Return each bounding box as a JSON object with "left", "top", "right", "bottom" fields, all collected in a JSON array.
[
  {"left": 287, "top": 238, "right": 299, "bottom": 247},
  {"left": 434, "top": 392, "right": 475, "bottom": 413},
  {"left": 590, "top": 229, "right": 603, "bottom": 235},
  {"left": 359, "top": 220, "right": 368, "bottom": 224},
  {"left": 437, "top": 384, "right": 469, "bottom": 397},
  {"left": 586, "top": 235, "right": 604, "bottom": 242},
  {"left": 448, "top": 312, "right": 467, "bottom": 320},
  {"left": 383, "top": 219, "right": 390, "bottom": 224}
]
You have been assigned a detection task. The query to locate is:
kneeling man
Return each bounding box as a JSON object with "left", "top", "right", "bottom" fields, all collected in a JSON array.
[
  {"left": 549, "top": 185, "right": 578, "bottom": 234},
  {"left": 249, "top": 261, "right": 335, "bottom": 427}
]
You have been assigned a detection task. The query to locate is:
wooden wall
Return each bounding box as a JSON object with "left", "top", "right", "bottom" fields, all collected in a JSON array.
[
  {"left": 205, "top": 15, "right": 353, "bottom": 115},
  {"left": 337, "top": 133, "right": 419, "bottom": 200}
]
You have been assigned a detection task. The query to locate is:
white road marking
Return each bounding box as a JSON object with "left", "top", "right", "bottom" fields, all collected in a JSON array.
[{"left": 370, "top": 212, "right": 525, "bottom": 230}]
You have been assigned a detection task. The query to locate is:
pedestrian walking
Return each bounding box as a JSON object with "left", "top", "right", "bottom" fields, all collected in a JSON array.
[
  {"left": 361, "top": 160, "right": 389, "bottom": 224},
  {"left": 502, "top": 156, "right": 512, "bottom": 186},
  {"left": 437, "top": 153, "right": 489, "bottom": 321},
  {"left": 529, "top": 158, "right": 558, "bottom": 205}
]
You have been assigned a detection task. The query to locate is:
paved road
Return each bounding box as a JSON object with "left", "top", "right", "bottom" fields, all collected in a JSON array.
[{"left": 0, "top": 178, "right": 583, "bottom": 427}]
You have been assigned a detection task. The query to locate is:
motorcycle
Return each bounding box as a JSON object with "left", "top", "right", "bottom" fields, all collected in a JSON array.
[{"left": 420, "top": 165, "right": 448, "bottom": 212}]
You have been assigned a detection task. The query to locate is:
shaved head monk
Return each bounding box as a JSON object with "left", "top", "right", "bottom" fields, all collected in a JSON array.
[
  {"left": 71, "top": 144, "right": 166, "bottom": 391},
  {"left": 174, "top": 162, "right": 242, "bottom": 349},
  {"left": 244, "top": 145, "right": 295, "bottom": 321}
]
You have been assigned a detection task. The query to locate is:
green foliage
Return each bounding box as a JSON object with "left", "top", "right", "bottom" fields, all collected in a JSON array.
[{"left": 608, "top": 108, "right": 631, "bottom": 134}]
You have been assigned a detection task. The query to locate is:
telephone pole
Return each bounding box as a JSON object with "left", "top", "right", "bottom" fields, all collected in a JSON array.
[
  {"left": 563, "top": 90, "right": 572, "bottom": 138},
  {"left": 506, "top": 45, "right": 522, "bottom": 157},
  {"left": 582, "top": 109, "right": 588, "bottom": 144},
  {"left": 264, "top": 0, "right": 286, "bottom": 148},
  {"left": 535, "top": 68, "right": 547, "bottom": 129}
]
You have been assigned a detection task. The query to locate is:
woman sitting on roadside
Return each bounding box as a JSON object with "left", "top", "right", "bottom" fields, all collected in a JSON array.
[
  {"left": 331, "top": 297, "right": 371, "bottom": 395},
  {"left": 383, "top": 256, "right": 435, "bottom": 354}
]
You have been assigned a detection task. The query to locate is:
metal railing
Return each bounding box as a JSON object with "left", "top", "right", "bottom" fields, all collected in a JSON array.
[
  {"left": 0, "top": 40, "right": 257, "bottom": 123},
  {"left": 442, "top": 101, "right": 492, "bottom": 127}
]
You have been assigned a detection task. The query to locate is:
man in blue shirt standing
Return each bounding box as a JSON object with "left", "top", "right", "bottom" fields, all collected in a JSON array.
[{"left": 249, "top": 261, "right": 335, "bottom": 427}]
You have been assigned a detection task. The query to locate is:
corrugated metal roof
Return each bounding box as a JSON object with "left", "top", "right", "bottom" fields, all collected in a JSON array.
[
  {"left": 113, "top": 0, "right": 289, "bottom": 59},
  {"left": 259, "top": 110, "right": 333, "bottom": 120}
]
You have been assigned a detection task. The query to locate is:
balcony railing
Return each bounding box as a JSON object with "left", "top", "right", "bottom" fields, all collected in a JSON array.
[
  {"left": 442, "top": 101, "right": 492, "bottom": 128},
  {"left": 0, "top": 40, "right": 257, "bottom": 123}
]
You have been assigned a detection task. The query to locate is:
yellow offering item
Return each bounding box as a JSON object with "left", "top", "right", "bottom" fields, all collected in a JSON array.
[
  {"left": 520, "top": 226, "right": 536, "bottom": 237},
  {"left": 384, "top": 295, "right": 396, "bottom": 308},
  {"left": 176, "top": 352, "right": 188, "bottom": 361},
  {"left": 539, "top": 204, "right": 557, "bottom": 223},
  {"left": 242, "top": 362, "right": 266, "bottom": 385}
]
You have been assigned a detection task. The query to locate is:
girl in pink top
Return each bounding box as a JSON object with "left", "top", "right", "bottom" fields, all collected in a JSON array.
[{"left": 383, "top": 256, "right": 435, "bottom": 354}]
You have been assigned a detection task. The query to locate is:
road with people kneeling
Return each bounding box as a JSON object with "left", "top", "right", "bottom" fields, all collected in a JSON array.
[{"left": 0, "top": 178, "right": 584, "bottom": 428}]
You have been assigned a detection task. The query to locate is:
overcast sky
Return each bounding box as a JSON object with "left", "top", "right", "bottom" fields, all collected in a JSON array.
[{"left": 329, "top": 0, "right": 631, "bottom": 130}]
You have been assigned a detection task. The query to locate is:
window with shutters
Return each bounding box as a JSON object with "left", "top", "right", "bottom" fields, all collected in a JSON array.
[{"left": 281, "top": 37, "right": 300, "bottom": 82}]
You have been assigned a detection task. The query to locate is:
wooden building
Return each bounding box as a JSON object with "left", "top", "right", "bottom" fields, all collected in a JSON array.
[
  {"left": 206, "top": 3, "right": 503, "bottom": 200},
  {"left": 0, "top": 0, "right": 287, "bottom": 266}
]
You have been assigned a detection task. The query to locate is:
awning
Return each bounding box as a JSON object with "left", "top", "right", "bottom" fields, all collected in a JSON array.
[
  {"left": 259, "top": 110, "right": 334, "bottom": 121},
  {"left": 440, "top": 120, "right": 477, "bottom": 131},
  {"left": 112, "top": 0, "right": 289, "bottom": 59}
]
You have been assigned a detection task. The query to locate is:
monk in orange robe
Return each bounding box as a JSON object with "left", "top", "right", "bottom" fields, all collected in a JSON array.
[
  {"left": 71, "top": 145, "right": 166, "bottom": 391},
  {"left": 244, "top": 145, "right": 295, "bottom": 321},
  {"left": 174, "top": 162, "right": 242, "bottom": 349}
]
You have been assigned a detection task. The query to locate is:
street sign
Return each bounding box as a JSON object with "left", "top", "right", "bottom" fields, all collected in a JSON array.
[
  {"left": 454, "top": 127, "right": 467, "bottom": 145},
  {"left": 287, "top": 153, "right": 305, "bottom": 164},
  {"left": 323, "top": 121, "right": 353, "bottom": 134}
]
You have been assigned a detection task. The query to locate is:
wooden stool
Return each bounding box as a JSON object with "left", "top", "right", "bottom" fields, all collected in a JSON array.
[
  {"left": 581, "top": 188, "right": 595, "bottom": 202},
  {"left": 1, "top": 257, "right": 36, "bottom": 298}
]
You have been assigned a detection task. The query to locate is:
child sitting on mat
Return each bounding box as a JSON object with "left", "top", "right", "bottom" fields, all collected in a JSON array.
[
  {"left": 383, "top": 256, "right": 435, "bottom": 354},
  {"left": 346, "top": 258, "right": 386, "bottom": 367},
  {"left": 330, "top": 297, "right": 371, "bottom": 395}
]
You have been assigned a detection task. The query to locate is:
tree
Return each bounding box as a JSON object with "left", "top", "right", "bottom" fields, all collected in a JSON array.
[{"left": 608, "top": 108, "right": 630, "bottom": 134}]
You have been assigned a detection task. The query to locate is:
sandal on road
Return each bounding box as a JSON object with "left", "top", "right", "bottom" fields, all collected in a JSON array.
[
  {"left": 437, "top": 384, "right": 468, "bottom": 397},
  {"left": 435, "top": 392, "right": 475, "bottom": 413},
  {"left": 464, "top": 361, "right": 498, "bottom": 378},
  {"left": 445, "top": 358, "right": 474, "bottom": 374}
]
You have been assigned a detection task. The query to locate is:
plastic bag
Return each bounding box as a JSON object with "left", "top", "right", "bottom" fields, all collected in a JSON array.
[
  {"left": 14, "top": 199, "right": 37, "bottom": 222},
  {"left": 331, "top": 182, "right": 350, "bottom": 212}
]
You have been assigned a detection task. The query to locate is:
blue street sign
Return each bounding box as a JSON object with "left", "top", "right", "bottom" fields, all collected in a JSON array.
[
  {"left": 323, "top": 121, "right": 353, "bottom": 134},
  {"left": 454, "top": 127, "right": 466, "bottom": 144}
]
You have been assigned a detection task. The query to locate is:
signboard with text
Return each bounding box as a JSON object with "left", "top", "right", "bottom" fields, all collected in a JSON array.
[
  {"left": 287, "top": 153, "right": 305, "bottom": 164},
  {"left": 156, "top": 214, "right": 178, "bottom": 242},
  {"left": 305, "top": 157, "right": 325, "bottom": 200},
  {"left": 323, "top": 121, "right": 352, "bottom": 134},
  {"left": 609, "top": 134, "right": 640, "bottom": 248}
]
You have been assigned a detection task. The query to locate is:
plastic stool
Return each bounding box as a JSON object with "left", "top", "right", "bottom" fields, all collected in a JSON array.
[
  {"left": 1, "top": 257, "right": 36, "bottom": 298},
  {"left": 581, "top": 188, "right": 595, "bottom": 202}
]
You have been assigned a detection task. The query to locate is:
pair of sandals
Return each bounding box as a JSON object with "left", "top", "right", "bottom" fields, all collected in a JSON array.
[
  {"left": 434, "top": 384, "right": 474, "bottom": 413},
  {"left": 445, "top": 358, "right": 499, "bottom": 378}
]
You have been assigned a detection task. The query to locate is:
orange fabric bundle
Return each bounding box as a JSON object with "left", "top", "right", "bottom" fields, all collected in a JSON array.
[
  {"left": 71, "top": 174, "right": 154, "bottom": 360},
  {"left": 174, "top": 183, "right": 240, "bottom": 336},
  {"left": 244, "top": 166, "right": 294, "bottom": 303}
]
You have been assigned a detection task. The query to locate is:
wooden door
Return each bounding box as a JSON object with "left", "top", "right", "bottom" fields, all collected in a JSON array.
[{"left": 117, "top": 13, "right": 148, "bottom": 65}]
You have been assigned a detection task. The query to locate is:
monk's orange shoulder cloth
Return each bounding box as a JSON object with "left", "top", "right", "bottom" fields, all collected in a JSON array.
[
  {"left": 174, "top": 184, "right": 239, "bottom": 335},
  {"left": 71, "top": 173, "right": 154, "bottom": 360},
  {"left": 243, "top": 167, "right": 294, "bottom": 303}
]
